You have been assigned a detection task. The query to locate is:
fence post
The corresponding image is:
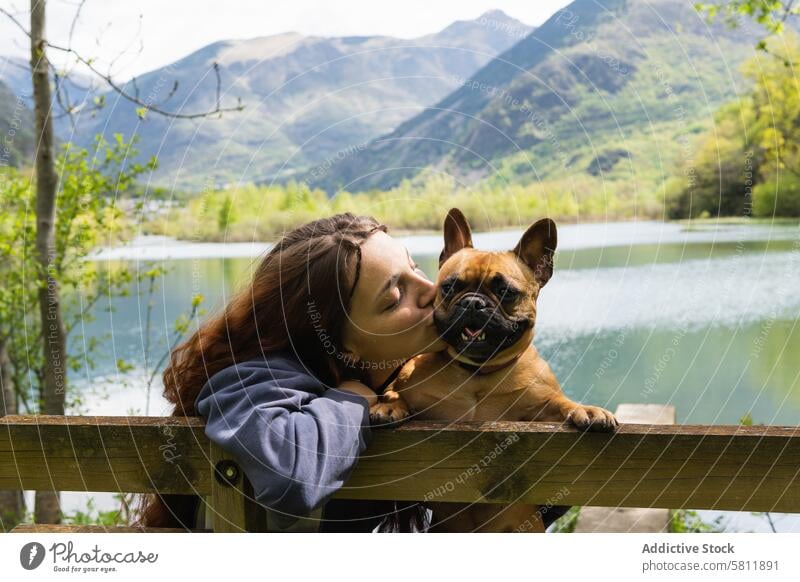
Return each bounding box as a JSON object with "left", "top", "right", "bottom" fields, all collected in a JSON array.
[{"left": 208, "top": 442, "right": 266, "bottom": 532}]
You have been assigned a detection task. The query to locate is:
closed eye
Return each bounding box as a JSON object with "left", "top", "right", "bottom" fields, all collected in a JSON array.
[
  {"left": 385, "top": 265, "right": 422, "bottom": 312},
  {"left": 382, "top": 251, "right": 421, "bottom": 312},
  {"left": 384, "top": 287, "right": 402, "bottom": 311}
]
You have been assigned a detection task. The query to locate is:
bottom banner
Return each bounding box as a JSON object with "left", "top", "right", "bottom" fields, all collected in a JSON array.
[{"left": 1, "top": 533, "right": 798, "bottom": 581}]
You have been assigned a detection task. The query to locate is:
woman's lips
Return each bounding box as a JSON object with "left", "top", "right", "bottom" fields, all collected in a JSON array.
[{"left": 424, "top": 309, "right": 436, "bottom": 326}]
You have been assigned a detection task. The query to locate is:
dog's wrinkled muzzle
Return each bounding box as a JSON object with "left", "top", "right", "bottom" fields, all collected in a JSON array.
[{"left": 434, "top": 292, "right": 531, "bottom": 362}]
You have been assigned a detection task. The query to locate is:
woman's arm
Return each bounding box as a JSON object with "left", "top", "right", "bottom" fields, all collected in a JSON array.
[
  {"left": 194, "top": 357, "right": 373, "bottom": 521},
  {"left": 337, "top": 380, "right": 378, "bottom": 407}
]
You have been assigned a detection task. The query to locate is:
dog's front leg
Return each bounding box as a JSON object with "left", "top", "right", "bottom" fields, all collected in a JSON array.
[
  {"left": 539, "top": 392, "right": 619, "bottom": 433},
  {"left": 369, "top": 389, "right": 411, "bottom": 427}
]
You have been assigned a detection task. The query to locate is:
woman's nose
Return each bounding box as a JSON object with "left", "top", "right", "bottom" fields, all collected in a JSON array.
[{"left": 417, "top": 276, "right": 437, "bottom": 308}]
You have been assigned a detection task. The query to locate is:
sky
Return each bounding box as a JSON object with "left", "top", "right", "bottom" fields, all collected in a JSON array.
[{"left": 0, "top": 0, "right": 571, "bottom": 80}]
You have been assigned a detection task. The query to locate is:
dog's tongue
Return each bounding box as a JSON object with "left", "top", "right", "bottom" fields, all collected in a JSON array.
[{"left": 463, "top": 326, "right": 481, "bottom": 339}]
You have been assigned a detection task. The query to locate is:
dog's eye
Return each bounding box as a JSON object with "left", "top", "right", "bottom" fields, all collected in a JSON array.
[
  {"left": 498, "top": 287, "right": 519, "bottom": 303},
  {"left": 440, "top": 278, "right": 461, "bottom": 297}
]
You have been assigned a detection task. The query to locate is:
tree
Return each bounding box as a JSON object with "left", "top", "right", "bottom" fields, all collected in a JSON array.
[
  {"left": 665, "top": 100, "right": 758, "bottom": 218},
  {"left": 0, "top": 170, "right": 34, "bottom": 530},
  {"left": 217, "top": 193, "right": 237, "bottom": 233},
  {"left": 666, "top": 35, "right": 800, "bottom": 218},
  {"left": 0, "top": 136, "right": 157, "bottom": 530},
  {"left": 749, "top": 34, "right": 800, "bottom": 216},
  {"left": 0, "top": 0, "right": 243, "bottom": 525},
  {"left": 745, "top": 35, "right": 800, "bottom": 179},
  {"left": 696, "top": 1, "right": 799, "bottom": 34},
  {"left": 29, "top": 0, "right": 65, "bottom": 524},
  {"left": 695, "top": 0, "right": 800, "bottom": 63}
]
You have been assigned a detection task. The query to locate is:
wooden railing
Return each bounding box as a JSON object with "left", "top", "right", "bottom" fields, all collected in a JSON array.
[{"left": 1, "top": 411, "right": 799, "bottom": 532}]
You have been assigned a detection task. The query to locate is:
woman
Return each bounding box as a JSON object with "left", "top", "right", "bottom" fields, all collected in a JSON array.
[{"left": 135, "top": 212, "right": 446, "bottom": 532}]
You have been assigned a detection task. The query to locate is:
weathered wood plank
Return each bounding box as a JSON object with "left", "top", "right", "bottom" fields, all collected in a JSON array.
[
  {"left": 2, "top": 415, "right": 800, "bottom": 514},
  {"left": 573, "top": 404, "right": 676, "bottom": 532},
  {"left": 0, "top": 415, "right": 211, "bottom": 495},
  {"left": 334, "top": 420, "right": 800, "bottom": 513}
]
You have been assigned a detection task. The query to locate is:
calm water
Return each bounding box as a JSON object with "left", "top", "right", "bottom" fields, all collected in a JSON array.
[
  {"left": 79, "top": 221, "right": 800, "bottom": 426},
  {"left": 59, "top": 221, "right": 800, "bottom": 530}
]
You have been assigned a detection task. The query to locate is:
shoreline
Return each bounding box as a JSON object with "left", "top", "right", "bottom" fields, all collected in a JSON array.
[{"left": 89, "top": 219, "right": 800, "bottom": 261}]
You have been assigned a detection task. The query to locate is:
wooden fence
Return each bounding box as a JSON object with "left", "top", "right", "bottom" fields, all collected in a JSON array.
[{"left": 1, "top": 410, "right": 799, "bottom": 532}]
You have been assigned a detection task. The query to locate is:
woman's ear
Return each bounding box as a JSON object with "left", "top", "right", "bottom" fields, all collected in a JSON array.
[
  {"left": 439, "top": 208, "right": 473, "bottom": 268},
  {"left": 339, "top": 335, "right": 360, "bottom": 368},
  {"left": 340, "top": 322, "right": 363, "bottom": 369}
]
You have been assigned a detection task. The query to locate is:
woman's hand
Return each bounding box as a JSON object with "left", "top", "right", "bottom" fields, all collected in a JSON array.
[{"left": 337, "top": 380, "right": 378, "bottom": 407}]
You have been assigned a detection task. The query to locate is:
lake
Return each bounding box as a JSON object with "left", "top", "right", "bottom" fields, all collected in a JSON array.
[{"left": 56, "top": 220, "right": 800, "bottom": 531}]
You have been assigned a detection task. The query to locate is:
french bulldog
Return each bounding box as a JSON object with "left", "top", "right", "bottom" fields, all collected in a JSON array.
[{"left": 369, "top": 207, "right": 618, "bottom": 532}]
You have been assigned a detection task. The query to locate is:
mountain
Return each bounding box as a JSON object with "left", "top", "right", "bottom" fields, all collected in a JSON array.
[
  {"left": 0, "top": 79, "right": 34, "bottom": 168},
  {"left": 0, "top": 56, "right": 96, "bottom": 113},
  {"left": 318, "top": 0, "right": 769, "bottom": 193},
  {"left": 55, "top": 10, "right": 531, "bottom": 190}
]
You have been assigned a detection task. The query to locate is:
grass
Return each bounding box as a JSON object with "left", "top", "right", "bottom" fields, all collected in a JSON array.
[{"left": 142, "top": 172, "right": 665, "bottom": 243}]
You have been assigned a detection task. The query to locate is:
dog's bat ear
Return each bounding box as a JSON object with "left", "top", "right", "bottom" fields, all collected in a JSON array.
[
  {"left": 513, "top": 218, "right": 557, "bottom": 287},
  {"left": 439, "top": 207, "right": 473, "bottom": 267}
]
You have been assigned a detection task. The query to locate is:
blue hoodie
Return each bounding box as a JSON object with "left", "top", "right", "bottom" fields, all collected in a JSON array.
[
  {"left": 194, "top": 350, "right": 377, "bottom": 530},
  {"left": 192, "top": 350, "right": 568, "bottom": 532}
]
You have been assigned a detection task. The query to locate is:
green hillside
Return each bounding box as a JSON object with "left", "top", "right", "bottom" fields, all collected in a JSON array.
[
  {"left": 319, "top": 0, "right": 766, "bottom": 212},
  {"left": 64, "top": 11, "right": 531, "bottom": 190}
]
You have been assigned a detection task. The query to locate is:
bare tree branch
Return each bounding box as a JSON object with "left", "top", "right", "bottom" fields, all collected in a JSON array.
[
  {"left": 52, "top": 72, "right": 76, "bottom": 127},
  {"left": 131, "top": 75, "right": 140, "bottom": 100},
  {"left": 163, "top": 80, "right": 179, "bottom": 104},
  {"left": 214, "top": 62, "right": 221, "bottom": 111},
  {"left": 67, "top": 0, "right": 87, "bottom": 49},
  {"left": 0, "top": 5, "right": 29, "bottom": 37},
  {"left": 781, "top": 0, "right": 797, "bottom": 24},
  {"left": 105, "top": 13, "right": 144, "bottom": 75},
  {"left": 0, "top": 5, "right": 245, "bottom": 120},
  {"left": 759, "top": 44, "right": 799, "bottom": 66}
]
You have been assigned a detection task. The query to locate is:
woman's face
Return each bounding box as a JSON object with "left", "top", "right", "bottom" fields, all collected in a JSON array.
[{"left": 342, "top": 231, "right": 447, "bottom": 368}]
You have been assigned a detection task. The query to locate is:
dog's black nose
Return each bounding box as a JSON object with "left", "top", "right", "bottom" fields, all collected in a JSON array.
[{"left": 458, "top": 294, "right": 487, "bottom": 311}]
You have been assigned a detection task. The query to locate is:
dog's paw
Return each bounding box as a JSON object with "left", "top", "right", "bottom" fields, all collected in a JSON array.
[
  {"left": 565, "top": 405, "right": 618, "bottom": 432},
  {"left": 369, "top": 390, "right": 411, "bottom": 428}
]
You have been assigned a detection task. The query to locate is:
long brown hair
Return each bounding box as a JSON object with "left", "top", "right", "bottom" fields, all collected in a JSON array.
[{"left": 134, "top": 212, "right": 428, "bottom": 530}]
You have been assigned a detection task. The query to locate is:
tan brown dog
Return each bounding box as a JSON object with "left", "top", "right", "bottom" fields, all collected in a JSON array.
[{"left": 370, "top": 207, "right": 618, "bottom": 532}]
